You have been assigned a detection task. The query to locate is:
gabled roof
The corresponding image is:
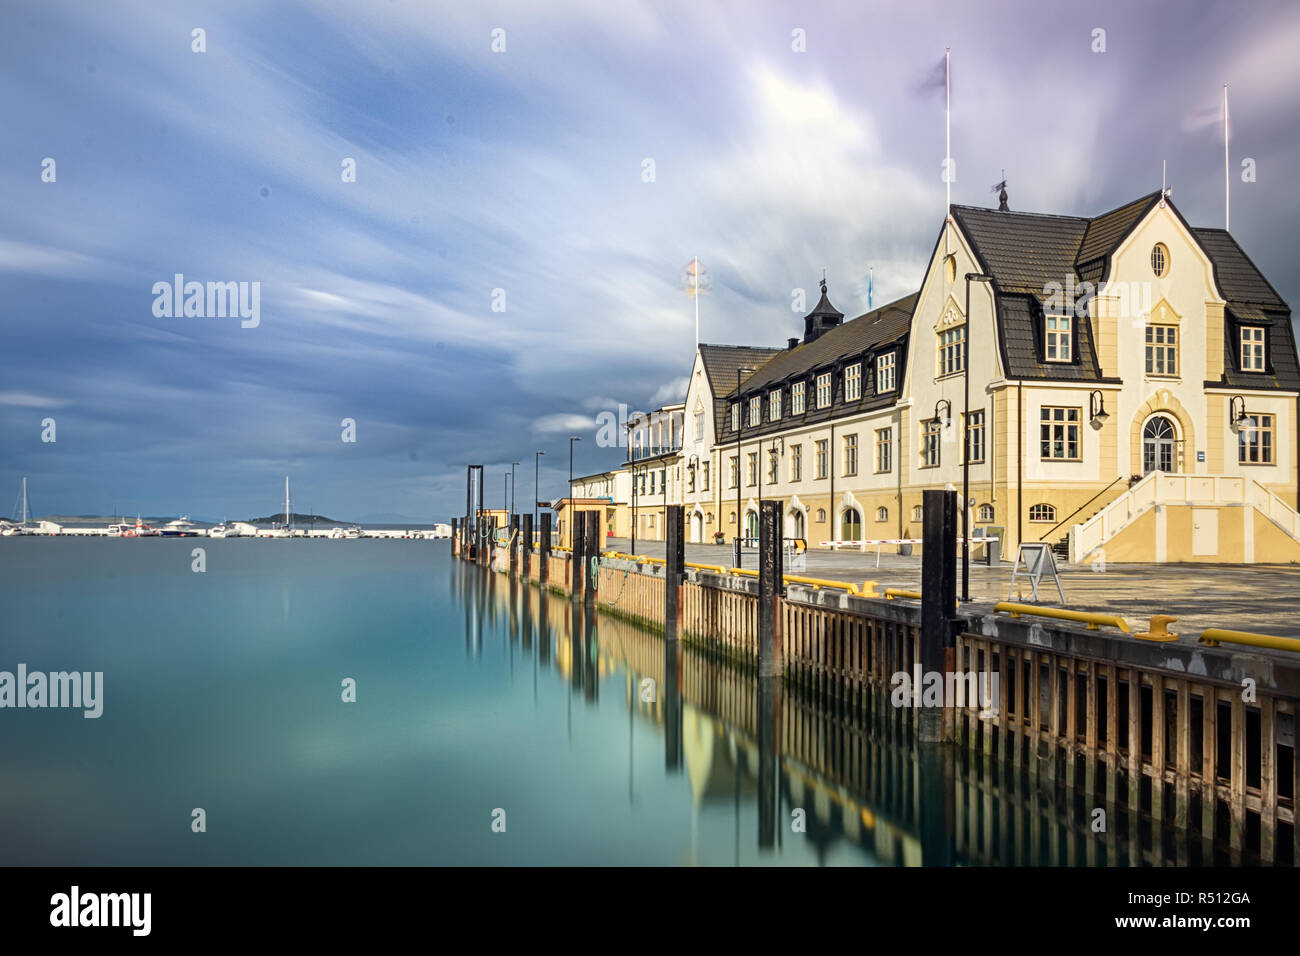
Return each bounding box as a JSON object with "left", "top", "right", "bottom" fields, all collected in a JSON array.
[
  {"left": 1075, "top": 192, "right": 1163, "bottom": 270},
  {"left": 949, "top": 205, "right": 1089, "bottom": 295},
  {"left": 697, "top": 344, "right": 782, "bottom": 442},
  {"left": 734, "top": 293, "right": 919, "bottom": 396},
  {"left": 1192, "top": 228, "right": 1288, "bottom": 309}
]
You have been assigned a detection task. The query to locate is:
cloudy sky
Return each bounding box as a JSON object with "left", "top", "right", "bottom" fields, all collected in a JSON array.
[{"left": 2, "top": 0, "right": 1297, "bottom": 521}]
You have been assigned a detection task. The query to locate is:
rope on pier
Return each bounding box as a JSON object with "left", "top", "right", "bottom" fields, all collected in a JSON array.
[{"left": 596, "top": 555, "right": 632, "bottom": 607}]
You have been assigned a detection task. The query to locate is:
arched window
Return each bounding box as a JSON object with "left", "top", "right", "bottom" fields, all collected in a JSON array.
[
  {"left": 876, "top": 506, "right": 889, "bottom": 522},
  {"left": 912, "top": 505, "right": 924, "bottom": 522},
  {"left": 978, "top": 504, "right": 995, "bottom": 522},
  {"left": 841, "top": 507, "right": 862, "bottom": 541},
  {"left": 816, "top": 508, "right": 826, "bottom": 522},
  {"left": 1029, "top": 504, "right": 1057, "bottom": 522},
  {"left": 788, "top": 509, "right": 805, "bottom": 540}
]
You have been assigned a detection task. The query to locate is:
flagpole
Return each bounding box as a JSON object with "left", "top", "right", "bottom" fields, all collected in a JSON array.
[
  {"left": 1223, "top": 83, "right": 1230, "bottom": 231},
  {"left": 694, "top": 255, "right": 700, "bottom": 348},
  {"left": 945, "top": 47, "right": 951, "bottom": 258}
]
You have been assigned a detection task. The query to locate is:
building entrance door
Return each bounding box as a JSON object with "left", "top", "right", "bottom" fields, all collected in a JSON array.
[{"left": 1142, "top": 416, "right": 1177, "bottom": 474}]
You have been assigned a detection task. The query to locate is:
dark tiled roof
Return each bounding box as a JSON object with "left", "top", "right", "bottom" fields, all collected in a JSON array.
[
  {"left": 736, "top": 293, "right": 919, "bottom": 396},
  {"left": 1076, "top": 193, "right": 1162, "bottom": 270},
  {"left": 997, "top": 294, "right": 1107, "bottom": 381},
  {"left": 1191, "top": 228, "right": 1297, "bottom": 390},
  {"left": 1193, "top": 228, "right": 1288, "bottom": 308},
  {"left": 698, "top": 344, "right": 782, "bottom": 443},
  {"left": 950, "top": 206, "right": 1088, "bottom": 295}
]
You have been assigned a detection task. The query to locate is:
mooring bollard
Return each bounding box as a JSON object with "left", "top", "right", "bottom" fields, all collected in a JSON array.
[
  {"left": 539, "top": 514, "right": 551, "bottom": 587},
  {"left": 758, "top": 499, "right": 784, "bottom": 678},
  {"left": 521, "top": 514, "right": 533, "bottom": 580},
  {"left": 664, "top": 505, "right": 684, "bottom": 641},
  {"left": 582, "top": 511, "right": 599, "bottom": 607},
  {"left": 451, "top": 517, "right": 459, "bottom": 558},
  {"left": 920, "top": 488, "right": 957, "bottom": 743},
  {"left": 570, "top": 511, "right": 586, "bottom": 601},
  {"left": 509, "top": 514, "right": 520, "bottom": 578}
]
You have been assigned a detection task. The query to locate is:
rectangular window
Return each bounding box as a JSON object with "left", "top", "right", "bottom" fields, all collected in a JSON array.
[
  {"left": 790, "top": 444, "right": 802, "bottom": 481},
  {"left": 1145, "top": 324, "right": 1178, "bottom": 375},
  {"left": 792, "top": 381, "right": 806, "bottom": 415},
  {"left": 767, "top": 452, "right": 778, "bottom": 484},
  {"left": 815, "top": 439, "right": 828, "bottom": 479},
  {"left": 694, "top": 412, "right": 704, "bottom": 442},
  {"left": 730, "top": 403, "right": 740, "bottom": 431},
  {"left": 877, "top": 353, "right": 896, "bottom": 392},
  {"left": 1238, "top": 414, "right": 1275, "bottom": 464},
  {"left": 769, "top": 389, "right": 781, "bottom": 421},
  {"left": 844, "top": 363, "right": 862, "bottom": 401},
  {"left": 729, "top": 456, "right": 738, "bottom": 488},
  {"left": 938, "top": 326, "right": 966, "bottom": 375},
  {"left": 843, "top": 434, "right": 858, "bottom": 476},
  {"left": 920, "top": 419, "right": 941, "bottom": 468},
  {"left": 966, "top": 410, "right": 985, "bottom": 464},
  {"left": 1045, "top": 315, "right": 1072, "bottom": 362},
  {"left": 875, "top": 427, "right": 892, "bottom": 473},
  {"left": 1040, "top": 406, "right": 1082, "bottom": 460},
  {"left": 649, "top": 470, "right": 656, "bottom": 495},
  {"left": 702, "top": 462, "right": 710, "bottom": 491},
  {"left": 1241, "top": 326, "right": 1266, "bottom": 372},
  {"left": 746, "top": 452, "right": 757, "bottom": 486},
  {"left": 816, "top": 372, "right": 832, "bottom": 409},
  {"left": 748, "top": 396, "right": 761, "bottom": 427}
]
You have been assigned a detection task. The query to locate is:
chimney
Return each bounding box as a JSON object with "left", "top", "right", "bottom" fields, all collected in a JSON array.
[{"left": 787, "top": 337, "right": 799, "bottom": 350}]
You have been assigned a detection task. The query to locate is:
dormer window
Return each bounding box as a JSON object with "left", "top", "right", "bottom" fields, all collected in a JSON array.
[
  {"left": 815, "top": 372, "right": 832, "bottom": 409},
  {"left": 730, "top": 403, "right": 740, "bottom": 431},
  {"left": 1045, "top": 314, "right": 1072, "bottom": 362},
  {"left": 1241, "top": 326, "right": 1266, "bottom": 372},
  {"left": 844, "top": 363, "right": 862, "bottom": 401},
  {"left": 768, "top": 389, "right": 781, "bottom": 421},
  {"left": 748, "top": 395, "right": 761, "bottom": 426},
  {"left": 791, "top": 381, "right": 806, "bottom": 414}
]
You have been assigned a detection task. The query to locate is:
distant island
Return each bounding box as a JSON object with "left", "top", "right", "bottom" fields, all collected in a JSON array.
[{"left": 245, "top": 512, "right": 344, "bottom": 524}]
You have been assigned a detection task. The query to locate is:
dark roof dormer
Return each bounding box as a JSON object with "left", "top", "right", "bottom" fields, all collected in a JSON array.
[{"left": 802, "top": 278, "right": 844, "bottom": 344}]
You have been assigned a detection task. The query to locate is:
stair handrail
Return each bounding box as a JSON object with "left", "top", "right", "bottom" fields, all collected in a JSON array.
[{"left": 1038, "top": 474, "right": 1129, "bottom": 542}]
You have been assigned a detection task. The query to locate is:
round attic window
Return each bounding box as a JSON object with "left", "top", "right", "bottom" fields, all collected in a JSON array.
[{"left": 1151, "top": 243, "right": 1169, "bottom": 277}]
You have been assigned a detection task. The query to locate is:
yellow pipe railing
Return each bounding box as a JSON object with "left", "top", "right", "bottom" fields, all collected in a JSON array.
[
  {"left": 994, "top": 602, "right": 1130, "bottom": 633},
  {"left": 1199, "top": 628, "right": 1300, "bottom": 653},
  {"left": 885, "top": 588, "right": 923, "bottom": 601}
]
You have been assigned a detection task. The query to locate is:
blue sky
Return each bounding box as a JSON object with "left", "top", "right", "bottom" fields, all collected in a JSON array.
[{"left": 3, "top": 0, "right": 1298, "bottom": 521}]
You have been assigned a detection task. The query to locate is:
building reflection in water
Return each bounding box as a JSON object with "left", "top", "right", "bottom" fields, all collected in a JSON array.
[{"left": 459, "top": 562, "right": 1283, "bottom": 867}]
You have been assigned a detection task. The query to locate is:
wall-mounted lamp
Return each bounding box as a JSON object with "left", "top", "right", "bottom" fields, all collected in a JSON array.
[
  {"left": 1228, "top": 395, "right": 1247, "bottom": 430},
  {"left": 934, "top": 398, "right": 952, "bottom": 428},
  {"left": 1089, "top": 390, "right": 1110, "bottom": 426}
]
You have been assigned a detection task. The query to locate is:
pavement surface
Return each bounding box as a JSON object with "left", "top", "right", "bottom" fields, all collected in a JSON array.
[{"left": 602, "top": 537, "right": 1300, "bottom": 640}]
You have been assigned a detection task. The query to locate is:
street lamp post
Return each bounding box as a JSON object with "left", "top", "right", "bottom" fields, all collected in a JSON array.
[
  {"left": 504, "top": 472, "right": 509, "bottom": 513},
  {"left": 735, "top": 366, "right": 754, "bottom": 568},
  {"left": 534, "top": 450, "right": 544, "bottom": 534},
  {"left": 963, "top": 272, "right": 993, "bottom": 603}
]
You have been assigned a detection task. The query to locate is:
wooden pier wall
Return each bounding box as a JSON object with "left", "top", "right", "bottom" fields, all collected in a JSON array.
[{"left": 459, "top": 530, "right": 1299, "bottom": 864}]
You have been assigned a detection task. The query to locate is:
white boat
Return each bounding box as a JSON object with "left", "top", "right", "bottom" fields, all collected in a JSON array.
[
  {"left": 208, "top": 522, "right": 242, "bottom": 538},
  {"left": 161, "top": 515, "right": 200, "bottom": 537}
]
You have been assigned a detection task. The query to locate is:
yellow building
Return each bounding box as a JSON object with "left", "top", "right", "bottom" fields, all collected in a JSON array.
[{"left": 683, "top": 190, "right": 1300, "bottom": 563}]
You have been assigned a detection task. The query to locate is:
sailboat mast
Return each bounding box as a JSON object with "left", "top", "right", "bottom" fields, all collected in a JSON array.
[
  {"left": 285, "top": 476, "right": 291, "bottom": 531},
  {"left": 21, "top": 477, "right": 29, "bottom": 525}
]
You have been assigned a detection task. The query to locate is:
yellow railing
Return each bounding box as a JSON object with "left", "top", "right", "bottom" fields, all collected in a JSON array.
[
  {"left": 994, "top": 602, "right": 1130, "bottom": 633},
  {"left": 1199, "top": 628, "right": 1300, "bottom": 653},
  {"left": 885, "top": 588, "right": 923, "bottom": 601}
]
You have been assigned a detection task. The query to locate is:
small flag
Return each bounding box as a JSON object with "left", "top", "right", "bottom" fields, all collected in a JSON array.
[
  {"left": 913, "top": 54, "right": 949, "bottom": 99},
  {"left": 680, "top": 258, "right": 711, "bottom": 296},
  {"left": 867, "top": 269, "right": 873, "bottom": 310}
]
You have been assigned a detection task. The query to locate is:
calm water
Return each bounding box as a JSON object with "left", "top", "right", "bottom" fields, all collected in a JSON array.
[{"left": 0, "top": 539, "right": 1223, "bottom": 866}]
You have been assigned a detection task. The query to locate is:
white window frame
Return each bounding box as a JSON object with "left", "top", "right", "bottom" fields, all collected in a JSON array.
[
  {"left": 875, "top": 427, "right": 892, "bottom": 473},
  {"left": 748, "top": 395, "right": 761, "bottom": 427},
  {"left": 769, "top": 389, "right": 781, "bottom": 421},
  {"left": 1040, "top": 406, "right": 1082, "bottom": 461},
  {"left": 938, "top": 325, "right": 966, "bottom": 376},
  {"left": 1145, "top": 324, "right": 1178, "bottom": 376},
  {"left": 844, "top": 363, "right": 862, "bottom": 401},
  {"left": 730, "top": 403, "right": 740, "bottom": 431},
  {"left": 876, "top": 353, "right": 896, "bottom": 392},
  {"left": 815, "top": 372, "right": 832, "bottom": 409},
  {"left": 792, "top": 381, "right": 806, "bottom": 415},
  {"left": 790, "top": 444, "right": 802, "bottom": 481},
  {"left": 1241, "top": 326, "right": 1266, "bottom": 372},
  {"left": 1045, "top": 314, "right": 1072, "bottom": 362}
]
